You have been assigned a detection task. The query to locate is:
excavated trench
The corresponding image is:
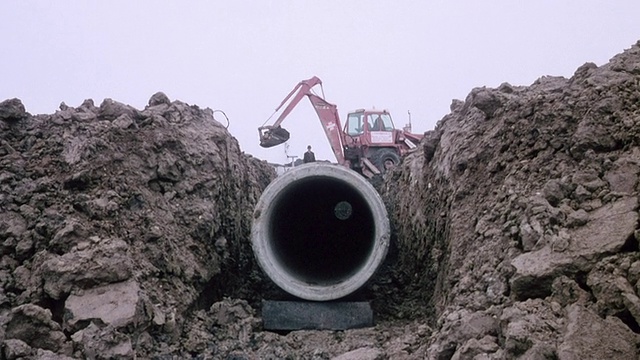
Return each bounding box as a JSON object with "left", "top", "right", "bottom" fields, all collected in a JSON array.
[{"left": 1, "top": 40, "right": 640, "bottom": 358}]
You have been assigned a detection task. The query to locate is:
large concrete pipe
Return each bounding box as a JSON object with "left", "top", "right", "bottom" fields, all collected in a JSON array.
[{"left": 251, "top": 163, "right": 390, "bottom": 301}]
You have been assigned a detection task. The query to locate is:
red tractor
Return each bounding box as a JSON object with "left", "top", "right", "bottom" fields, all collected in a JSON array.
[{"left": 258, "top": 76, "right": 423, "bottom": 177}]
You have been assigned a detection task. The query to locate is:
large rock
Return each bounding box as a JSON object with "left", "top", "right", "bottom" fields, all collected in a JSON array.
[
  {"left": 0, "top": 98, "right": 27, "bottom": 122},
  {"left": 499, "top": 299, "right": 563, "bottom": 358},
  {"left": 4, "top": 304, "right": 71, "bottom": 354},
  {"left": 148, "top": 92, "right": 171, "bottom": 107},
  {"left": 426, "top": 309, "right": 500, "bottom": 359},
  {"left": 449, "top": 336, "right": 501, "bottom": 360},
  {"left": 332, "top": 347, "right": 382, "bottom": 360},
  {"left": 31, "top": 349, "right": 76, "bottom": 360},
  {"left": 0, "top": 211, "right": 27, "bottom": 255},
  {"left": 587, "top": 259, "right": 637, "bottom": 317},
  {"left": 64, "top": 280, "right": 149, "bottom": 333},
  {"left": 2, "top": 338, "right": 32, "bottom": 360},
  {"left": 35, "top": 237, "right": 133, "bottom": 300},
  {"left": 604, "top": 148, "right": 640, "bottom": 194},
  {"left": 98, "top": 98, "right": 136, "bottom": 121},
  {"left": 71, "top": 322, "right": 133, "bottom": 360},
  {"left": 510, "top": 196, "right": 638, "bottom": 299},
  {"left": 557, "top": 304, "right": 638, "bottom": 360}
]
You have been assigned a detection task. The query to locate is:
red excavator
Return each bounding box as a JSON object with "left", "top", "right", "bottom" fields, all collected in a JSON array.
[{"left": 258, "top": 76, "right": 423, "bottom": 177}]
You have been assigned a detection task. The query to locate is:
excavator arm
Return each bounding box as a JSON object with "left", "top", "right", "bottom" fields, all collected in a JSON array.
[{"left": 259, "top": 76, "right": 346, "bottom": 165}]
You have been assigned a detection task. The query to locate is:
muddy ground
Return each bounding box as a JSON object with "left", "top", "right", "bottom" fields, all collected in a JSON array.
[{"left": 1, "top": 40, "right": 640, "bottom": 359}]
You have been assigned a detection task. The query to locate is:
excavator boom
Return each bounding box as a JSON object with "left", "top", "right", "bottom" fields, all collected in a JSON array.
[{"left": 258, "top": 76, "right": 346, "bottom": 164}]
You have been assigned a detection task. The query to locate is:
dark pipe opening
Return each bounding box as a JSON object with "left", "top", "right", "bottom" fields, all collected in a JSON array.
[{"left": 267, "top": 176, "right": 375, "bottom": 285}]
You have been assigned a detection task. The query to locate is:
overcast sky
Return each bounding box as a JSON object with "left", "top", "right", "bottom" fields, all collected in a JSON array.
[{"left": 2, "top": 1, "right": 639, "bottom": 164}]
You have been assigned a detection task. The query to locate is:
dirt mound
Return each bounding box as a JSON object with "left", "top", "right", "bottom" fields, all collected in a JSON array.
[
  {"left": 1, "top": 39, "right": 640, "bottom": 359},
  {"left": 0, "top": 94, "right": 275, "bottom": 358},
  {"left": 382, "top": 39, "right": 640, "bottom": 358}
]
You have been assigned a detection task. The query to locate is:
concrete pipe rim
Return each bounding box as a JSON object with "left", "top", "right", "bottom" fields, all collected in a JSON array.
[{"left": 251, "top": 163, "right": 390, "bottom": 301}]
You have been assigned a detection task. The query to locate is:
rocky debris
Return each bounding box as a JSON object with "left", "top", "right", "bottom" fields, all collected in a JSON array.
[
  {"left": 0, "top": 93, "right": 275, "bottom": 358},
  {"left": 2, "top": 40, "right": 640, "bottom": 358},
  {"left": 146, "top": 297, "right": 431, "bottom": 358},
  {"left": 381, "top": 40, "right": 640, "bottom": 357},
  {"left": 510, "top": 196, "right": 638, "bottom": 299}
]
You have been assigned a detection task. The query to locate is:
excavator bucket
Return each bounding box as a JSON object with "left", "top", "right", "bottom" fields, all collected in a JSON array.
[{"left": 260, "top": 126, "right": 290, "bottom": 148}]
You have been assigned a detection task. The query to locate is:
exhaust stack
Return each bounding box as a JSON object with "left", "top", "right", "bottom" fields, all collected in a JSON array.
[{"left": 251, "top": 163, "right": 390, "bottom": 301}]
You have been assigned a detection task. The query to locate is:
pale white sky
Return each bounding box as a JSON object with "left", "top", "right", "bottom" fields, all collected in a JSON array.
[{"left": 2, "top": 1, "right": 639, "bottom": 164}]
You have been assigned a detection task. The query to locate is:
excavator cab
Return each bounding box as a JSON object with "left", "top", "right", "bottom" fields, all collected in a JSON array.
[
  {"left": 259, "top": 125, "right": 290, "bottom": 148},
  {"left": 344, "top": 110, "right": 395, "bottom": 145}
]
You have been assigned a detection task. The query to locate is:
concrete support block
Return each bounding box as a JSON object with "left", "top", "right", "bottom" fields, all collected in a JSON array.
[{"left": 262, "top": 300, "right": 374, "bottom": 331}]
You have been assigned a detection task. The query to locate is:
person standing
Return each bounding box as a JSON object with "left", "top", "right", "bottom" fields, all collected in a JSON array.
[{"left": 303, "top": 145, "right": 316, "bottom": 163}]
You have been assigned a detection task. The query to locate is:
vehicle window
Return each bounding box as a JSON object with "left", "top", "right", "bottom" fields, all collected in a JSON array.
[
  {"left": 380, "top": 114, "right": 394, "bottom": 131},
  {"left": 368, "top": 114, "right": 382, "bottom": 131},
  {"left": 368, "top": 114, "right": 393, "bottom": 131},
  {"left": 346, "top": 113, "right": 364, "bottom": 136}
]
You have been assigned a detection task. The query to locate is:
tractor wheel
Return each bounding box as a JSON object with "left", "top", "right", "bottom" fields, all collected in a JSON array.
[{"left": 373, "top": 149, "right": 401, "bottom": 174}]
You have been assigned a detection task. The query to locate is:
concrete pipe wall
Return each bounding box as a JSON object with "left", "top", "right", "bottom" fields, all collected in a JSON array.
[{"left": 251, "top": 163, "right": 390, "bottom": 301}]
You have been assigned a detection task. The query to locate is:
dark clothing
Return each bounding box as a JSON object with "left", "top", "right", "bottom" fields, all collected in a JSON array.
[{"left": 303, "top": 150, "right": 316, "bottom": 163}]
